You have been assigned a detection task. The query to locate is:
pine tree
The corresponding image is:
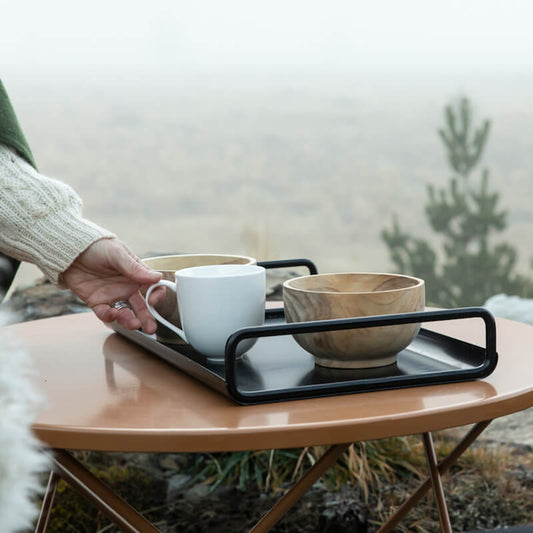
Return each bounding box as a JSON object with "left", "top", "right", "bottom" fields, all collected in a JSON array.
[{"left": 381, "top": 97, "right": 533, "bottom": 307}]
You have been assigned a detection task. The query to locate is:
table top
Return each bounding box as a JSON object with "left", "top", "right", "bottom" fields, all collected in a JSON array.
[{"left": 9, "top": 312, "right": 532, "bottom": 453}]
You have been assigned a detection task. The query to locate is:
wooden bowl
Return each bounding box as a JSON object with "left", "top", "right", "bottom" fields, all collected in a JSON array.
[
  {"left": 283, "top": 272, "right": 425, "bottom": 368},
  {"left": 142, "top": 254, "right": 256, "bottom": 343}
]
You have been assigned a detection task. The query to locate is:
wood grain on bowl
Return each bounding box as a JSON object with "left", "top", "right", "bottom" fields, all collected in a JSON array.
[{"left": 283, "top": 272, "right": 425, "bottom": 369}]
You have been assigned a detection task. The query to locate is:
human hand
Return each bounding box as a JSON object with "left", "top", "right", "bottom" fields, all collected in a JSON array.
[{"left": 61, "top": 238, "right": 164, "bottom": 333}]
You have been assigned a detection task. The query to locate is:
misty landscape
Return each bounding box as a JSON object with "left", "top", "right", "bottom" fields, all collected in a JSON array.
[{"left": 7, "top": 68, "right": 533, "bottom": 287}]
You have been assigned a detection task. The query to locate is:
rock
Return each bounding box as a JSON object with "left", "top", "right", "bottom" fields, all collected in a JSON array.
[
  {"left": 480, "top": 293, "right": 533, "bottom": 449},
  {"left": 0, "top": 278, "right": 88, "bottom": 324},
  {"left": 319, "top": 486, "right": 368, "bottom": 533},
  {"left": 484, "top": 293, "right": 533, "bottom": 325},
  {"left": 266, "top": 269, "right": 296, "bottom": 301},
  {"left": 167, "top": 474, "right": 193, "bottom": 502}
]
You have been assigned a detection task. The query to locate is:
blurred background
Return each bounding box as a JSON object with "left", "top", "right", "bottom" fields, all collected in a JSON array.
[{"left": 2, "top": 0, "right": 533, "bottom": 289}]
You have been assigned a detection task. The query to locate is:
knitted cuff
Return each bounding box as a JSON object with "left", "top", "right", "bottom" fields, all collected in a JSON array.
[
  {"left": 1, "top": 205, "right": 115, "bottom": 285},
  {"left": 17, "top": 208, "right": 115, "bottom": 285}
]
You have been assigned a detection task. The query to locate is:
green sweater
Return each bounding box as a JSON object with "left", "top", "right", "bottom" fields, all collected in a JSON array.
[
  {"left": 0, "top": 79, "right": 36, "bottom": 293},
  {"left": 0, "top": 79, "right": 36, "bottom": 169}
]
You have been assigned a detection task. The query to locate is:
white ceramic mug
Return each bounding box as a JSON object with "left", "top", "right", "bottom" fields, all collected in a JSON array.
[
  {"left": 141, "top": 254, "right": 256, "bottom": 343},
  {"left": 145, "top": 264, "right": 266, "bottom": 361}
]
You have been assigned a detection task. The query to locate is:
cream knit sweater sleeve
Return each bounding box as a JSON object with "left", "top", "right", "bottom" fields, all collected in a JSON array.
[{"left": 0, "top": 145, "right": 115, "bottom": 284}]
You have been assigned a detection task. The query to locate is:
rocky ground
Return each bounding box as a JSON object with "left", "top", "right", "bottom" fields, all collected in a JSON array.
[{"left": 478, "top": 410, "right": 532, "bottom": 450}]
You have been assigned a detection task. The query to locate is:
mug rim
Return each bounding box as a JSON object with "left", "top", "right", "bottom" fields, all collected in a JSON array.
[{"left": 176, "top": 263, "right": 265, "bottom": 279}]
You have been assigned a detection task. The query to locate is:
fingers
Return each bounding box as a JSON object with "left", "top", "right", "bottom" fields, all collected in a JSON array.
[
  {"left": 92, "top": 287, "right": 163, "bottom": 334},
  {"left": 110, "top": 241, "right": 162, "bottom": 285},
  {"left": 144, "top": 284, "right": 166, "bottom": 306},
  {"left": 92, "top": 302, "right": 143, "bottom": 331},
  {"left": 68, "top": 238, "right": 164, "bottom": 333},
  {"left": 92, "top": 303, "right": 120, "bottom": 324},
  {"left": 129, "top": 292, "right": 158, "bottom": 335}
]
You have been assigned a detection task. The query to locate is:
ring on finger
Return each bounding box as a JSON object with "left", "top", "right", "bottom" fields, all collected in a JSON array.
[{"left": 112, "top": 300, "right": 131, "bottom": 311}]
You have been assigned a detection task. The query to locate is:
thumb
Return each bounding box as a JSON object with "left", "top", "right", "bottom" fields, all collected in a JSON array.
[
  {"left": 111, "top": 243, "right": 162, "bottom": 284},
  {"left": 128, "top": 259, "right": 163, "bottom": 285}
]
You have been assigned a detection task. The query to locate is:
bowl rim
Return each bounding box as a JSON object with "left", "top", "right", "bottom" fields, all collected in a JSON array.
[
  {"left": 283, "top": 271, "right": 424, "bottom": 295},
  {"left": 141, "top": 253, "right": 257, "bottom": 272}
]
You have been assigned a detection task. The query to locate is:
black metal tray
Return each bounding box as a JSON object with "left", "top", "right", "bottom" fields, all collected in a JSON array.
[{"left": 110, "top": 258, "right": 498, "bottom": 405}]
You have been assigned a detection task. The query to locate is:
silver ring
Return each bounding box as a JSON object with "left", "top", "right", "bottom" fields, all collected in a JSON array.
[{"left": 112, "top": 300, "right": 131, "bottom": 311}]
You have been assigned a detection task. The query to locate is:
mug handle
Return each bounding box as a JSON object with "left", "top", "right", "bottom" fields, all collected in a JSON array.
[{"left": 145, "top": 280, "right": 188, "bottom": 343}]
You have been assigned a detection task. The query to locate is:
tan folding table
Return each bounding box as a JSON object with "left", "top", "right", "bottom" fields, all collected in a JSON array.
[{"left": 7, "top": 312, "right": 531, "bottom": 532}]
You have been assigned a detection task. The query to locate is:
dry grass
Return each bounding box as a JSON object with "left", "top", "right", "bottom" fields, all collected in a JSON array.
[{"left": 40, "top": 431, "right": 532, "bottom": 532}]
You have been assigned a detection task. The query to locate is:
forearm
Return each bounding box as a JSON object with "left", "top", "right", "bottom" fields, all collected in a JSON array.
[{"left": 0, "top": 145, "right": 114, "bottom": 285}]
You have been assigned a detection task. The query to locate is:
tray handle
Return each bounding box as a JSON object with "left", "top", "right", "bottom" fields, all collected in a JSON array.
[
  {"left": 257, "top": 258, "right": 318, "bottom": 275},
  {"left": 224, "top": 307, "right": 497, "bottom": 403},
  {"left": 257, "top": 258, "right": 318, "bottom": 319}
]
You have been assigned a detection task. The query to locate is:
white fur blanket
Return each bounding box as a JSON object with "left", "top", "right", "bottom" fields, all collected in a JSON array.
[{"left": 0, "top": 311, "right": 49, "bottom": 532}]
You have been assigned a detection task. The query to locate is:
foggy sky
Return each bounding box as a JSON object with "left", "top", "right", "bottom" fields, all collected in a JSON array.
[{"left": 1, "top": 0, "right": 533, "bottom": 73}]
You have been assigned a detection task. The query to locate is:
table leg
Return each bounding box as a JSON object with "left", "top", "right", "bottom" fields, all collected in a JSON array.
[
  {"left": 249, "top": 443, "right": 352, "bottom": 533},
  {"left": 42, "top": 449, "right": 160, "bottom": 533},
  {"left": 377, "top": 419, "right": 492, "bottom": 533},
  {"left": 422, "top": 432, "right": 452, "bottom": 533},
  {"left": 34, "top": 470, "right": 60, "bottom": 533}
]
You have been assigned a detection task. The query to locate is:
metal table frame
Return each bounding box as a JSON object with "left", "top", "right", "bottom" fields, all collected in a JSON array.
[{"left": 34, "top": 419, "right": 492, "bottom": 533}]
